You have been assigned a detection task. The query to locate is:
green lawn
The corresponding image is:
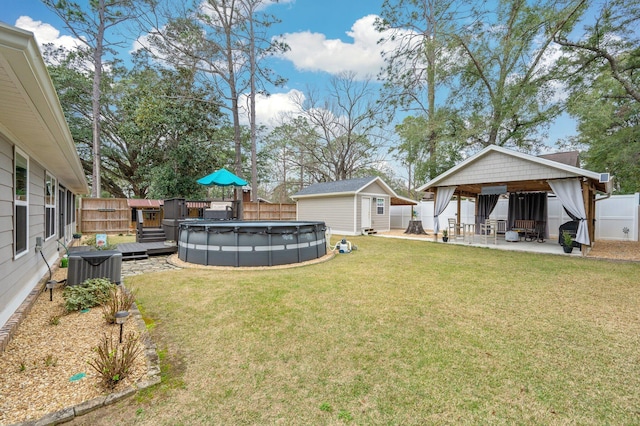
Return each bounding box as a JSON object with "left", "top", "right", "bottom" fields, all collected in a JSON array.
[{"left": 94, "top": 236, "right": 640, "bottom": 424}]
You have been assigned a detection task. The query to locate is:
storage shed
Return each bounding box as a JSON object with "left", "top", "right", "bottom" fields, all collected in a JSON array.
[{"left": 292, "top": 177, "right": 416, "bottom": 236}]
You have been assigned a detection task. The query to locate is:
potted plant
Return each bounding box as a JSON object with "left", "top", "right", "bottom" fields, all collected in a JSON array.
[
  {"left": 561, "top": 230, "right": 574, "bottom": 253},
  {"left": 442, "top": 229, "right": 449, "bottom": 242}
]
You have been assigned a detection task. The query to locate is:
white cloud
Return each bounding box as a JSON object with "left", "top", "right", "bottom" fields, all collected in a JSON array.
[
  {"left": 14, "top": 16, "right": 82, "bottom": 52},
  {"left": 277, "top": 15, "right": 387, "bottom": 79},
  {"left": 240, "top": 89, "right": 304, "bottom": 127}
]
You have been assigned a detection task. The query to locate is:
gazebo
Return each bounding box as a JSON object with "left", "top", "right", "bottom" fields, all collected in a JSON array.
[{"left": 416, "top": 145, "right": 612, "bottom": 254}]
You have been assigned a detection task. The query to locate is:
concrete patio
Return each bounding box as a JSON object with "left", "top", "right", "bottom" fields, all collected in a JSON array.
[{"left": 377, "top": 230, "right": 582, "bottom": 257}]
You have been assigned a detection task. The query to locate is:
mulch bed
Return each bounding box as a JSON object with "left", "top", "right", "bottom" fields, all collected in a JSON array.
[{"left": 0, "top": 267, "right": 147, "bottom": 425}]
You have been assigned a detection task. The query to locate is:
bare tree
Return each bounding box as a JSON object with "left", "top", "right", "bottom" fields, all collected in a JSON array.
[{"left": 291, "top": 72, "right": 390, "bottom": 181}]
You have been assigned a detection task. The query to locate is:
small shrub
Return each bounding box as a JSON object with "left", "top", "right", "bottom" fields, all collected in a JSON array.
[
  {"left": 43, "top": 354, "right": 57, "bottom": 367},
  {"left": 49, "top": 314, "right": 61, "bottom": 326},
  {"left": 63, "top": 278, "right": 114, "bottom": 312},
  {"left": 88, "top": 332, "right": 142, "bottom": 389},
  {"left": 337, "top": 410, "right": 353, "bottom": 421},
  {"left": 102, "top": 286, "right": 137, "bottom": 324},
  {"left": 561, "top": 230, "right": 574, "bottom": 247},
  {"left": 319, "top": 402, "right": 333, "bottom": 412}
]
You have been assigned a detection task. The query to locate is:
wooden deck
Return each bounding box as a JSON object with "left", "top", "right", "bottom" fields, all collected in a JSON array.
[{"left": 117, "top": 241, "right": 177, "bottom": 260}]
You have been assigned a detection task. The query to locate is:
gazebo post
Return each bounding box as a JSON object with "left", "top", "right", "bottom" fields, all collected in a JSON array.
[
  {"left": 474, "top": 194, "right": 479, "bottom": 233},
  {"left": 582, "top": 179, "right": 594, "bottom": 255},
  {"left": 456, "top": 192, "right": 462, "bottom": 233},
  {"left": 433, "top": 188, "right": 438, "bottom": 241}
]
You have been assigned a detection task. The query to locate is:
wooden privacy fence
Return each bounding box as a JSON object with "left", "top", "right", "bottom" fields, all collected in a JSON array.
[
  {"left": 79, "top": 199, "right": 298, "bottom": 233},
  {"left": 78, "top": 198, "right": 130, "bottom": 234},
  {"left": 243, "top": 202, "right": 296, "bottom": 221}
]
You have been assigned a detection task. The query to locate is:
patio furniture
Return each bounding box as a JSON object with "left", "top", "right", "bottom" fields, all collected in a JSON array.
[
  {"left": 505, "top": 230, "right": 519, "bottom": 242},
  {"left": 463, "top": 223, "right": 476, "bottom": 243},
  {"left": 480, "top": 219, "right": 498, "bottom": 244},
  {"left": 513, "top": 220, "right": 536, "bottom": 241},
  {"left": 534, "top": 221, "right": 546, "bottom": 243},
  {"left": 496, "top": 220, "right": 507, "bottom": 236},
  {"left": 448, "top": 218, "right": 464, "bottom": 240}
]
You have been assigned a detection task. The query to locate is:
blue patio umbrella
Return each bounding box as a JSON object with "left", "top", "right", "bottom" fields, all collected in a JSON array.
[{"left": 197, "top": 168, "right": 248, "bottom": 187}]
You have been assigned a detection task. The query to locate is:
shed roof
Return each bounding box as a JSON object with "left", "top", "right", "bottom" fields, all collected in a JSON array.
[
  {"left": 292, "top": 176, "right": 417, "bottom": 205},
  {"left": 0, "top": 23, "right": 88, "bottom": 194},
  {"left": 127, "top": 199, "right": 162, "bottom": 208},
  {"left": 293, "top": 177, "right": 383, "bottom": 197},
  {"left": 417, "top": 145, "right": 608, "bottom": 196}
]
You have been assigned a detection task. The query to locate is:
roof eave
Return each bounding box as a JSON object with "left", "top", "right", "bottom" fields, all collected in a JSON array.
[{"left": 0, "top": 23, "right": 89, "bottom": 195}]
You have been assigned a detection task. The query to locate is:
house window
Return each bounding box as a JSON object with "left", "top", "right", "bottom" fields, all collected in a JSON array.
[
  {"left": 45, "top": 173, "right": 56, "bottom": 239},
  {"left": 15, "top": 149, "right": 29, "bottom": 256},
  {"left": 376, "top": 197, "right": 384, "bottom": 215},
  {"left": 66, "top": 189, "right": 73, "bottom": 225}
]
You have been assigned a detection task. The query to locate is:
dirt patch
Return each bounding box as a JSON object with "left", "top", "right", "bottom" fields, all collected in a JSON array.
[
  {"left": 585, "top": 240, "right": 640, "bottom": 261},
  {"left": 167, "top": 251, "right": 336, "bottom": 270},
  {"left": 0, "top": 267, "right": 147, "bottom": 425}
]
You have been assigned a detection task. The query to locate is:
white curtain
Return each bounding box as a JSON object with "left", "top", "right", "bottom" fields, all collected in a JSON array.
[
  {"left": 548, "top": 179, "right": 590, "bottom": 245},
  {"left": 433, "top": 186, "right": 456, "bottom": 236}
]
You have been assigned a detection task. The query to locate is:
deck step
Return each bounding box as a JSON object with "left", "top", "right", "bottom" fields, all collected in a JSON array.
[
  {"left": 121, "top": 253, "right": 149, "bottom": 261},
  {"left": 138, "top": 227, "right": 167, "bottom": 243}
]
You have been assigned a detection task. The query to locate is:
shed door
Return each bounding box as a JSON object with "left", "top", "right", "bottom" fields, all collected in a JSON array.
[{"left": 361, "top": 197, "right": 372, "bottom": 229}]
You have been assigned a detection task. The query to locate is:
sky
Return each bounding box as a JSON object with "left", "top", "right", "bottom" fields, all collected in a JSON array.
[
  {"left": 2, "top": 0, "right": 392, "bottom": 125},
  {"left": 2, "top": 0, "right": 578, "bottom": 167}
]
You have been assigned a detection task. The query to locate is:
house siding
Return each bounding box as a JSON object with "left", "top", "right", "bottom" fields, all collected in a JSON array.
[
  {"left": 437, "top": 151, "right": 579, "bottom": 187},
  {"left": 358, "top": 182, "right": 391, "bottom": 232},
  {"left": 371, "top": 195, "right": 390, "bottom": 232},
  {"left": 297, "top": 195, "right": 356, "bottom": 235},
  {"left": 362, "top": 181, "right": 386, "bottom": 194},
  {"left": 0, "top": 135, "right": 63, "bottom": 330}
]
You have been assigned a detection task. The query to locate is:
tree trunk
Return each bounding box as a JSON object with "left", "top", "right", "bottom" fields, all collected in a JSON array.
[
  {"left": 91, "top": 0, "right": 106, "bottom": 198},
  {"left": 248, "top": 8, "right": 258, "bottom": 202}
]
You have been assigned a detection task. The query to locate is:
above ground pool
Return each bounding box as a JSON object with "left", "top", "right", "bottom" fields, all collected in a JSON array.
[{"left": 178, "top": 220, "right": 327, "bottom": 267}]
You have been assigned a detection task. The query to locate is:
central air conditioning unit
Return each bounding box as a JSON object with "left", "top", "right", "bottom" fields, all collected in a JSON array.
[{"left": 67, "top": 250, "right": 122, "bottom": 286}]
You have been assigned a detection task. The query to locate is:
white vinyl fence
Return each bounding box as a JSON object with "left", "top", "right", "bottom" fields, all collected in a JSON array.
[{"left": 391, "top": 193, "right": 640, "bottom": 242}]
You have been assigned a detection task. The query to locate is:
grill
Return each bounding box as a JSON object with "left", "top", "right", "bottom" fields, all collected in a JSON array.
[{"left": 67, "top": 250, "right": 122, "bottom": 286}]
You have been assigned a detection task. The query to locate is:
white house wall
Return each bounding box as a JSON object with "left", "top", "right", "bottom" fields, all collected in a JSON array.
[
  {"left": 297, "top": 195, "right": 356, "bottom": 235},
  {"left": 391, "top": 193, "right": 640, "bottom": 241}
]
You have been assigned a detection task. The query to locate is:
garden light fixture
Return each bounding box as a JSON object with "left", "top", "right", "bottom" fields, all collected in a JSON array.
[
  {"left": 46, "top": 280, "right": 56, "bottom": 301},
  {"left": 115, "top": 310, "right": 129, "bottom": 343}
]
